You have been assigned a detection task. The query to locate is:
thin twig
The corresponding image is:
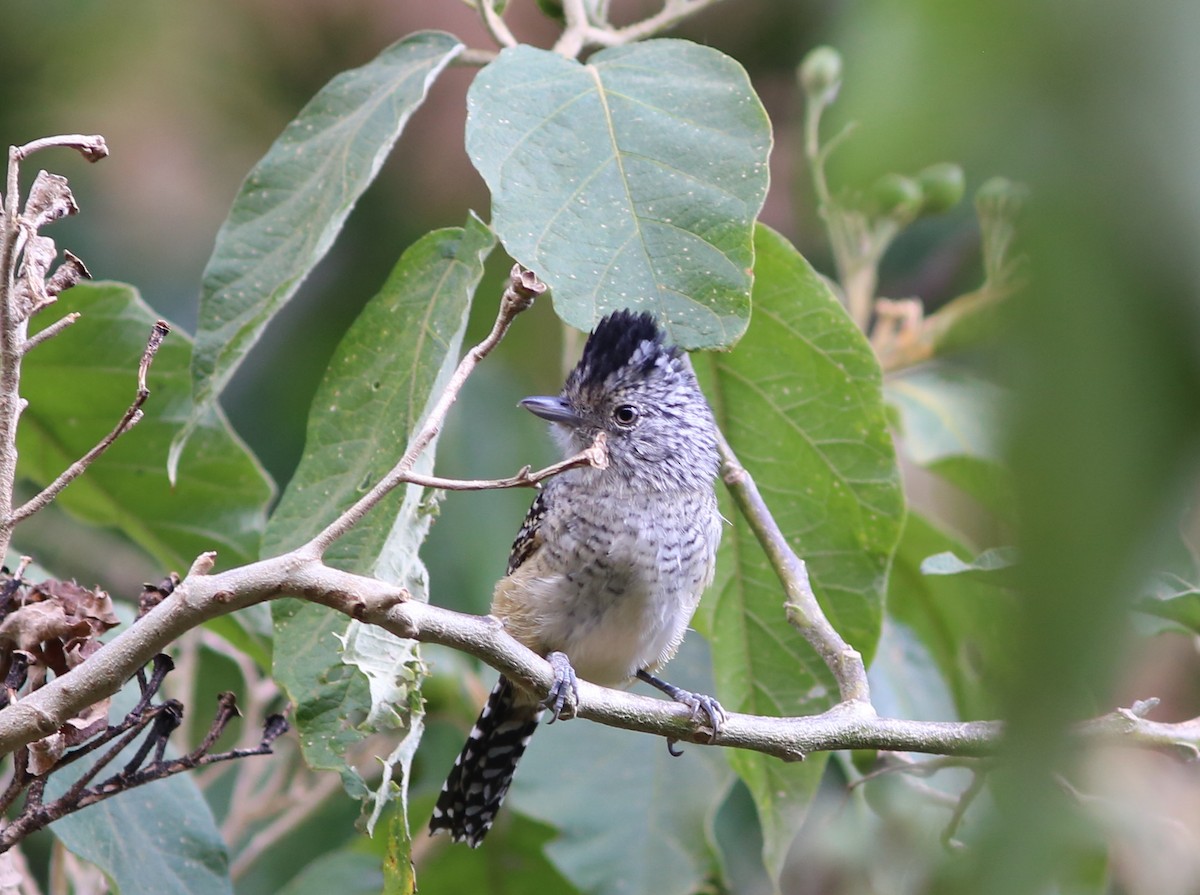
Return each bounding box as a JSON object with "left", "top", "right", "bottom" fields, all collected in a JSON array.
[
  {"left": 942, "top": 765, "right": 988, "bottom": 848},
  {"left": 11, "top": 136, "right": 108, "bottom": 165},
  {"left": 475, "top": 0, "right": 518, "bottom": 49},
  {"left": 8, "top": 320, "right": 169, "bottom": 525},
  {"left": 305, "top": 266, "right": 544, "bottom": 556},
  {"left": 553, "top": 0, "right": 728, "bottom": 55},
  {"left": 400, "top": 432, "right": 607, "bottom": 492},
  {"left": 717, "top": 431, "right": 873, "bottom": 707},
  {"left": 452, "top": 48, "right": 499, "bottom": 67},
  {"left": 21, "top": 312, "right": 79, "bottom": 354}
]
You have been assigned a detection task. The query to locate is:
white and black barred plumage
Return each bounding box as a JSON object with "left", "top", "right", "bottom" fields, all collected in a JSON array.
[{"left": 429, "top": 310, "right": 724, "bottom": 847}]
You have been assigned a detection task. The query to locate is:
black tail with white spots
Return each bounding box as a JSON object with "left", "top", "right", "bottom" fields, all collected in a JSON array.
[{"left": 429, "top": 676, "right": 542, "bottom": 847}]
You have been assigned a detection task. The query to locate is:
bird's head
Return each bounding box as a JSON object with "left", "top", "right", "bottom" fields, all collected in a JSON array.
[{"left": 521, "top": 310, "right": 719, "bottom": 492}]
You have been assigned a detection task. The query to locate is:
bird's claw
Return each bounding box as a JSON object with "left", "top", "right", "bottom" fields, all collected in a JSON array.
[
  {"left": 675, "top": 689, "right": 727, "bottom": 736},
  {"left": 542, "top": 651, "right": 579, "bottom": 723}
]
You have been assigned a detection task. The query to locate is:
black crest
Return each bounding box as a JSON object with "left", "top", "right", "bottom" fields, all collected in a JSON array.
[{"left": 570, "top": 310, "right": 679, "bottom": 391}]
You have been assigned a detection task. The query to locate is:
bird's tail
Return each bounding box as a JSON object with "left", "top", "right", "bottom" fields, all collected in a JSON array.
[{"left": 429, "top": 675, "right": 542, "bottom": 847}]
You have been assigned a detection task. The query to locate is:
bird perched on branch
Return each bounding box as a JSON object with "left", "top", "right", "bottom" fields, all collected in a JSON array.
[{"left": 430, "top": 309, "right": 726, "bottom": 847}]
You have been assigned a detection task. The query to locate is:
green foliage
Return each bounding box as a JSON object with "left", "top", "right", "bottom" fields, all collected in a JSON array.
[
  {"left": 466, "top": 40, "right": 770, "bottom": 348},
  {"left": 509, "top": 640, "right": 732, "bottom": 895},
  {"left": 8, "top": 3, "right": 1200, "bottom": 895},
  {"left": 267, "top": 217, "right": 494, "bottom": 817},
  {"left": 174, "top": 31, "right": 465, "bottom": 477},
  {"left": 695, "top": 224, "right": 904, "bottom": 878},
  {"left": 887, "top": 363, "right": 1014, "bottom": 523},
  {"left": 22, "top": 283, "right": 273, "bottom": 572},
  {"left": 20, "top": 281, "right": 275, "bottom": 663}
]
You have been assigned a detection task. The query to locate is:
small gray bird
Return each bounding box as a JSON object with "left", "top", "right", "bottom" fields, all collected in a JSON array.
[{"left": 429, "top": 309, "right": 725, "bottom": 847}]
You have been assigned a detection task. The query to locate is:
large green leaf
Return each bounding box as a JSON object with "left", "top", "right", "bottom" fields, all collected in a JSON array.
[
  {"left": 19, "top": 282, "right": 275, "bottom": 661},
  {"left": 267, "top": 218, "right": 493, "bottom": 812},
  {"left": 174, "top": 30, "right": 463, "bottom": 476},
  {"left": 886, "top": 362, "right": 1014, "bottom": 522},
  {"left": 49, "top": 682, "right": 234, "bottom": 895},
  {"left": 466, "top": 39, "right": 770, "bottom": 349},
  {"left": 21, "top": 283, "right": 273, "bottom": 569},
  {"left": 694, "top": 224, "right": 905, "bottom": 882},
  {"left": 508, "top": 639, "right": 732, "bottom": 895}
]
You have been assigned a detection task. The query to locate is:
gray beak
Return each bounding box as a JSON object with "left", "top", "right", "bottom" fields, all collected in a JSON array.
[{"left": 520, "top": 395, "right": 583, "bottom": 427}]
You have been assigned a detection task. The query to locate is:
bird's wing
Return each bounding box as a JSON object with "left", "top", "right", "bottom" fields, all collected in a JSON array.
[{"left": 505, "top": 490, "right": 549, "bottom": 576}]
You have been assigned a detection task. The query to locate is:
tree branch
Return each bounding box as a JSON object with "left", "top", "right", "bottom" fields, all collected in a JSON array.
[
  {"left": 1, "top": 548, "right": 1195, "bottom": 768},
  {"left": 399, "top": 432, "right": 606, "bottom": 492},
  {"left": 0, "top": 134, "right": 107, "bottom": 562},
  {"left": 716, "top": 432, "right": 873, "bottom": 706},
  {"left": 554, "top": 0, "right": 728, "bottom": 55}
]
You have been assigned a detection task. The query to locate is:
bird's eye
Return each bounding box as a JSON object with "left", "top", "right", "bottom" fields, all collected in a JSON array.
[{"left": 612, "top": 404, "right": 639, "bottom": 427}]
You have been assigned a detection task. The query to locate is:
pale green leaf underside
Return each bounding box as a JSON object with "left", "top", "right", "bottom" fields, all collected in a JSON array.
[
  {"left": 466, "top": 39, "right": 770, "bottom": 349},
  {"left": 886, "top": 362, "right": 1014, "bottom": 520},
  {"left": 176, "top": 30, "right": 463, "bottom": 474},
  {"left": 887, "top": 513, "right": 1015, "bottom": 720},
  {"left": 695, "top": 224, "right": 904, "bottom": 881}
]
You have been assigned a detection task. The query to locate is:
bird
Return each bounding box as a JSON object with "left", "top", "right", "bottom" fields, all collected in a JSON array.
[{"left": 429, "top": 309, "right": 726, "bottom": 847}]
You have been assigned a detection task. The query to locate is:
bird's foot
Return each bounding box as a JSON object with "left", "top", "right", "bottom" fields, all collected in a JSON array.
[
  {"left": 636, "top": 669, "right": 727, "bottom": 745},
  {"left": 542, "top": 651, "right": 579, "bottom": 722}
]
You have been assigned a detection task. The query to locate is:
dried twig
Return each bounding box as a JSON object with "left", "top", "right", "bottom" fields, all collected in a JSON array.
[
  {"left": 0, "top": 684, "right": 284, "bottom": 853},
  {"left": 0, "top": 135, "right": 107, "bottom": 561},
  {"left": 306, "top": 265, "right": 545, "bottom": 555},
  {"left": 8, "top": 321, "right": 169, "bottom": 525},
  {"left": 400, "top": 432, "right": 607, "bottom": 492},
  {"left": 21, "top": 311, "right": 80, "bottom": 353}
]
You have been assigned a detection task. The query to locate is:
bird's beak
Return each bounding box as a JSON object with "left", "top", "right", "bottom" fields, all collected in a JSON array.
[{"left": 520, "top": 395, "right": 583, "bottom": 427}]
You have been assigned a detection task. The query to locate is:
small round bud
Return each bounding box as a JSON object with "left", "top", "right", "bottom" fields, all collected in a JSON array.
[
  {"left": 870, "top": 173, "right": 924, "bottom": 219},
  {"left": 798, "top": 46, "right": 843, "bottom": 106},
  {"left": 916, "top": 162, "right": 965, "bottom": 215}
]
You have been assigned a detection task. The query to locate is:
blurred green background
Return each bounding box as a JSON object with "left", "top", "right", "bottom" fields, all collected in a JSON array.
[{"left": 4, "top": 1, "right": 1200, "bottom": 893}]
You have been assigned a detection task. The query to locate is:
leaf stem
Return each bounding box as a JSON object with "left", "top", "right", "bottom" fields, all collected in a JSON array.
[{"left": 475, "top": 0, "right": 518, "bottom": 49}]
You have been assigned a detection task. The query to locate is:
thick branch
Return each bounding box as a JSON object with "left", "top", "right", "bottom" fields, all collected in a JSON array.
[{"left": 0, "top": 550, "right": 1194, "bottom": 766}]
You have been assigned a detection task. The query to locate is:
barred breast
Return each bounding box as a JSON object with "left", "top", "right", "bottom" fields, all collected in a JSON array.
[{"left": 492, "top": 478, "right": 720, "bottom": 687}]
